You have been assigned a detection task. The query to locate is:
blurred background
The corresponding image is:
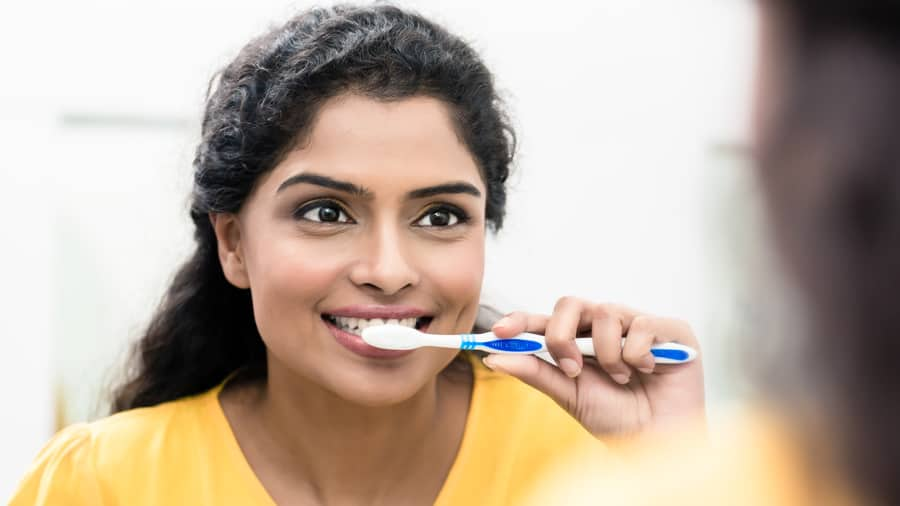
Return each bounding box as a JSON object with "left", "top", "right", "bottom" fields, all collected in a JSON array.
[{"left": 0, "top": 0, "right": 767, "bottom": 496}]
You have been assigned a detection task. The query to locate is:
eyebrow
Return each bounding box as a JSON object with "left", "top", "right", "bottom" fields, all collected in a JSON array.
[
  {"left": 277, "top": 173, "right": 371, "bottom": 196},
  {"left": 277, "top": 172, "right": 482, "bottom": 199},
  {"left": 407, "top": 182, "right": 482, "bottom": 199}
]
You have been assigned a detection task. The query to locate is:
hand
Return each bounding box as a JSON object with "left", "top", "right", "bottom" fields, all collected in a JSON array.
[{"left": 482, "top": 298, "right": 705, "bottom": 439}]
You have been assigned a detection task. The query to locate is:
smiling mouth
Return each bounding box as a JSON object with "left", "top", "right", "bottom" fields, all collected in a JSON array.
[{"left": 321, "top": 314, "right": 433, "bottom": 335}]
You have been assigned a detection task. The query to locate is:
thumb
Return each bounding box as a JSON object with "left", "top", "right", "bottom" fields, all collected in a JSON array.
[{"left": 482, "top": 354, "right": 577, "bottom": 411}]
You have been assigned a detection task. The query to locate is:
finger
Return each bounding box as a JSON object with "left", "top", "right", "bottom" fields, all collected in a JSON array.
[
  {"left": 482, "top": 354, "right": 577, "bottom": 413},
  {"left": 545, "top": 297, "right": 589, "bottom": 378},
  {"left": 604, "top": 303, "right": 643, "bottom": 333},
  {"left": 591, "top": 305, "right": 632, "bottom": 385},
  {"left": 491, "top": 311, "right": 549, "bottom": 338},
  {"left": 621, "top": 315, "right": 658, "bottom": 375}
]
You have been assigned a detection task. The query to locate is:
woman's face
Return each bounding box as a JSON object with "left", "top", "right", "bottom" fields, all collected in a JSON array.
[{"left": 217, "top": 94, "right": 486, "bottom": 406}]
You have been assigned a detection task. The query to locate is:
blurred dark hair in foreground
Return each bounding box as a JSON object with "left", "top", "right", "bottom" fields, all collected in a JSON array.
[{"left": 757, "top": 0, "right": 900, "bottom": 503}]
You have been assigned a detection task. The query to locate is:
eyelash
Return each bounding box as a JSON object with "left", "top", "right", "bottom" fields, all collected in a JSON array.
[
  {"left": 291, "top": 199, "right": 471, "bottom": 228},
  {"left": 415, "top": 204, "right": 471, "bottom": 228},
  {"left": 292, "top": 199, "right": 355, "bottom": 225}
]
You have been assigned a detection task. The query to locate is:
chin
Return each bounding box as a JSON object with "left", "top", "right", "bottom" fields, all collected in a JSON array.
[
  {"left": 318, "top": 352, "right": 457, "bottom": 407},
  {"left": 324, "top": 369, "right": 430, "bottom": 407}
]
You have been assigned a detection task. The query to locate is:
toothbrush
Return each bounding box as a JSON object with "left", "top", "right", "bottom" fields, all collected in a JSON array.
[{"left": 360, "top": 324, "right": 697, "bottom": 365}]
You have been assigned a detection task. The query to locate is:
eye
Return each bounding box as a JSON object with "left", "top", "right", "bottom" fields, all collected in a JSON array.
[
  {"left": 295, "top": 201, "right": 353, "bottom": 224},
  {"left": 415, "top": 206, "right": 466, "bottom": 228}
]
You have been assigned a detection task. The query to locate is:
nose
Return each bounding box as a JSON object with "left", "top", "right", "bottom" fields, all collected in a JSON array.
[{"left": 349, "top": 222, "right": 420, "bottom": 296}]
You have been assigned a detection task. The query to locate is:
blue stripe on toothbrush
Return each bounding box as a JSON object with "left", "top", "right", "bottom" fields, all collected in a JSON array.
[
  {"left": 460, "top": 334, "right": 476, "bottom": 350},
  {"left": 650, "top": 348, "right": 690, "bottom": 362},
  {"left": 480, "top": 339, "right": 543, "bottom": 353}
]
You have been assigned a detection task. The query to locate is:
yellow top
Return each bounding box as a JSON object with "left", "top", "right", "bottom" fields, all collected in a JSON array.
[{"left": 11, "top": 356, "right": 607, "bottom": 505}]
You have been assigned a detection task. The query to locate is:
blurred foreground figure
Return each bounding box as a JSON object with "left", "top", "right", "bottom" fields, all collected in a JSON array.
[{"left": 527, "top": 1, "right": 900, "bottom": 504}]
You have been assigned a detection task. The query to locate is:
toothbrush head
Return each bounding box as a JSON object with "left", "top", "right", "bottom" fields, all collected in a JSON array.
[{"left": 360, "top": 324, "right": 424, "bottom": 350}]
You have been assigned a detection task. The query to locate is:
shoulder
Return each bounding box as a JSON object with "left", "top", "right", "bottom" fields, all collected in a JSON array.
[
  {"left": 9, "top": 389, "right": 216, "bottom": 505},
  {"left": 89, "top": 390, "right": 210, "bottom": 446},
  {"left": 10, "top": 423, "right": 101, "bottom": 505}
]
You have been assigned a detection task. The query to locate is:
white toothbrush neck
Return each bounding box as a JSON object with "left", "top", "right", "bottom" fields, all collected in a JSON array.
[{"left": 417, "top": 333, "right": 466, "bottom": 350}]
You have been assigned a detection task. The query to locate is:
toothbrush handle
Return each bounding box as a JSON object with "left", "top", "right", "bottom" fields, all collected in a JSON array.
[{"left": 480, "top": 333, "right": 696, "bottom": 365}]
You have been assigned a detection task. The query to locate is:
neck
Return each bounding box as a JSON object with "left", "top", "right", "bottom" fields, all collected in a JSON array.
[{"left": 235, "top": 359, "right": 471, "bottom": 504}]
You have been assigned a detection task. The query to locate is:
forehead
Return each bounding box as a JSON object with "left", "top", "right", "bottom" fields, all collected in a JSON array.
[{"left": 263, "top": 94, "right": 484, "bottom": 192}]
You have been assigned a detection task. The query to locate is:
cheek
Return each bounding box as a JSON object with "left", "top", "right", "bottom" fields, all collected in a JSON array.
[
  {"left": 418, "top": 235, "right": 485, "bottom": 309},
  {"left": 244, "top": 231, "right": 353, "bottom": 336}
]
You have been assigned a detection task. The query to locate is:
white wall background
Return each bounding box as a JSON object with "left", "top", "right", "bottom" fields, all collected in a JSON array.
[{"left": 0, "top": 0, "right": 760, "bottom": 497}]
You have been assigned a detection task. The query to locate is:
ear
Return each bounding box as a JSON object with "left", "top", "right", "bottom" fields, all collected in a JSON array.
[{"left": 210, "top": 212, "right": 251, "bottom": 289}]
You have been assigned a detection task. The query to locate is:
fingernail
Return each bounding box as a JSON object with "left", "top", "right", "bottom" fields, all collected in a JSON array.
[
  {"left": 638, "top": 367, "right": 655, "bottom": 375},
  {"left": 493, "top": 316, "right": 513, "bottom": 329},
  {"left": 559, "top": 358, "right": 581, "bottom": 378},
  {"left": 611, "top": 373, "right": 631, "bottom": 385}
]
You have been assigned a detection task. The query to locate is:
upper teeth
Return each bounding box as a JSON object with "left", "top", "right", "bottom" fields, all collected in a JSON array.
[{"left": 330, "top": 316, "right": 418, "bottom": 333}]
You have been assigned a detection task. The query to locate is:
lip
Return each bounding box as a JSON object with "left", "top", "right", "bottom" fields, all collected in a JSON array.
[
  {"left": 323, "top": 318, "right": 421, "bottom": 359},
  {"left": 321, "top": 305, "right": 434, "bottom": 359}
]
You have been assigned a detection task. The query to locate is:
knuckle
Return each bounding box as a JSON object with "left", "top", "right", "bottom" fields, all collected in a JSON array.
[
  {"left": 590, "top": 303, "right": 613, "bottom": 321},
  {"left": 545, "top": 334, "right": 571, "bottom": 349},
  {"left": 630, "top": 314, "right": 653, "bottom": 332},
  {"left": 554, "top": 295, "right": 581, "bottom": 311}
]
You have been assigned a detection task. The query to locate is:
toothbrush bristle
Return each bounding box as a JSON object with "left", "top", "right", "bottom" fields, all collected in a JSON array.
[{"left": 360, "top": 324, "right": 422, "bottom": 350}]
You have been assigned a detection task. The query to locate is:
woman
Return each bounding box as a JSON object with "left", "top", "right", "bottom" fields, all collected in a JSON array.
[{"left": 11, "top": 5, "right": 704, "bottom": 505}]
